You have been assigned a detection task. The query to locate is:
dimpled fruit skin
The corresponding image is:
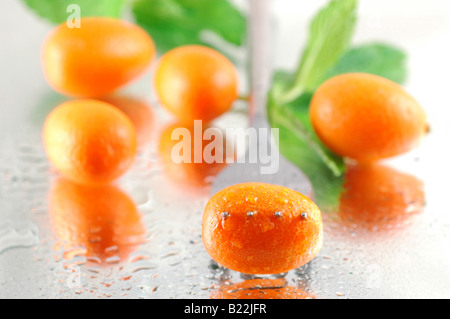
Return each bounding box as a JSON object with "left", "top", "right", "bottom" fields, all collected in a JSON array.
[
  {"left": 310, "top": 73, "right": 428, "bottom": 163},
  {"left": 42, "top": 17, "right": 155, "bottom": 97},
  {"left": 202, "top": 183, "right": 323, "bottom": 275},
  {"left": 154, "top": 45, "right": 239, "bottom": 123},
  {"left": 43, "top": 100, "right": 137, "bottom": 186}
]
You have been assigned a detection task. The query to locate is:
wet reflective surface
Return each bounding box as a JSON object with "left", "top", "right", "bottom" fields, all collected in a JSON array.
[{"left": 1, "top": 0, "right": 450, "bottom": 299}]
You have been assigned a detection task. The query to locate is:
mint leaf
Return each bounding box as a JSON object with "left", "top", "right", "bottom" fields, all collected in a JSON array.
[
  {"left": 325, "top": 43, "right": 408, "bottom": 84},
  {"left": 268, "top": 86, "right": 345, "bottom": 210},
  {"left": 282, "top": 0, "right": 357, "bottom": 103},
  {"left": 22, "top": 0, "right": 125, "bottom": 24},
  {"left": 132, "top": 0, "right": 246, "bottom": 54},
  {"left": 268, "top": 92, "right": 346, "bottom": 178}
]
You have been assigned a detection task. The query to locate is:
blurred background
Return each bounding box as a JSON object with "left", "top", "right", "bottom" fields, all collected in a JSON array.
[{"left": 0, "top": 0, "right": 450, "bottom": 299}]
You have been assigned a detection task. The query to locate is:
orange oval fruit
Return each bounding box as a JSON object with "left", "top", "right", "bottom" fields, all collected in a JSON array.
[
  {"left": 202, "top": 183, "right": 323, "bottom": 275},
  {"left": 310, "top": 73, "right": 428, "bottom": 163},
  {"left": 42, "top": 17, "right": 156, "bottom": 98},
  {"left": 339, "top": 163, "right": 425, "bottom": 232},
  {"left": 43, "top": 99, "right": 137, "bottom": 186},
  {"left": 49, "top": 178, "right": 146, "bottom": 264},
  {"left": 153, "top": 45, "right": 239, "bottom": 123}
]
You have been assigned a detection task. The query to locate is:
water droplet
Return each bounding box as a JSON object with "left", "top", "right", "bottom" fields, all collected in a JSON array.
[
  {"left": 131, "top": 261, "right": 158, "bottom": 273},
  {"left": 274, "top": 212, "right": 282, "bottom": 218},
  {"left": 203, "top": 175, "right": 215, "bottom": 184},
  {"left": 129, "top": 253, "right": 149, "bottom": 263},
  {"left": 101, "top": 280, "right": 114, "bottom": 288},
  {"left": 87, "top": 267, "right": 101, "bottom": 274},
  {"left": 106, "top": 256, "right": 120, "bottom": 264},
  {"left": 87, "top": 256, "right": 101, "bottom": 264},
  {"left": 105, "top": 246, "right": 119, "bottom": 255},
  {"left": 0, "top": 222, "right": 40, "bottom": 255},
  {"left": 247, "top": 212, "right": 255, "bottom": 217},
  {"left": 301, "top": 212, "right": 308, "bottom": 219},
  {"left": 161, "top": 250, "right": 180, "bottom": 259},
  {"left": 221, "top": 212, "right": 230, "bottom": 229},
  {"left": 245, "top": 196, "right": 258, "bottom": 204},
  {"left": 63, "top": 256, "right": 86, "bottom": 268},
  {"left": 63, "top": 247, "right": 87, "bottom": 260}
]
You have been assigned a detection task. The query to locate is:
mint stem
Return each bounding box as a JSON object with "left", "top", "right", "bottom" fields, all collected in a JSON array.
[
  {"left": 269, "top": 101, "right": 344, "bottom": 177},
  {"left": 278, "top": 83, "right": 305, "bottom": 105}
]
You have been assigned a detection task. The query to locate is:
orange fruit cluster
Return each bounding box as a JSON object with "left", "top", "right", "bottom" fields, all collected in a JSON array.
[
  {"left": 40, "top": 17, "right": 243, "bottom": 269},
  {"left": 38, "top": 15, "right": 428, "bottom": 291},
  {"left": 202, "top": 182, "right": 323, "bottom": 275},
  {"left": 42, "top": 18, "right": 240, "bottom": 186},
  {"left": 41, "top": 18, "right": 156, "bottom": 185},
  {"left": 41, "top": 18, "right": 156, "bottom": 265}
]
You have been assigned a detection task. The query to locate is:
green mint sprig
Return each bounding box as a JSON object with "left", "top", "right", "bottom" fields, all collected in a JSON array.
[
  {"left": 132, "top": 0, "right": 247, "bottom": 55},
  {"left": 280, "top": 0, "right": 358, "bottom": 104},
  {"left": 268, "top": 0, "right": 408, "bottom": 209},
  {"left": 324, "top": 43, "right": 408, "bottom": 84}
]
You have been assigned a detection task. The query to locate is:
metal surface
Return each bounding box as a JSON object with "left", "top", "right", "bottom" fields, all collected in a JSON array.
[{"left": 1, "top": 0, "right": 450, "bottom": 299}]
